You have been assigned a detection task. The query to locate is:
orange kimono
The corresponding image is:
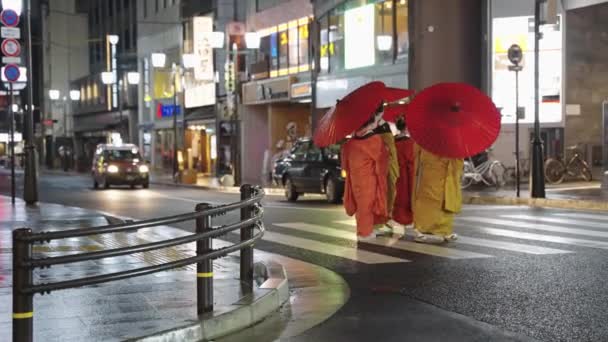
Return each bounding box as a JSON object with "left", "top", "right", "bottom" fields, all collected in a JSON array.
[
  {"left": 393, "top": 136, "right": 415, "bottom": 225},
  {"left": 341, "top": 135, "right": 389, "bottom": 237}
]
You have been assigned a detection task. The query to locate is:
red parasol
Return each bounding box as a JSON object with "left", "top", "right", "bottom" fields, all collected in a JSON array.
[
  {"left": 406, "top": 83, "right": 501, "bottom": 158},
  {"left": 314, "top": 82, "right": 388, "bottom": 147}
]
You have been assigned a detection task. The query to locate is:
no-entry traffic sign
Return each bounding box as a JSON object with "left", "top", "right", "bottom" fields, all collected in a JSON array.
[
  {"left": 1, "top": 38, "right": 20, "bottom": 57},
  {"left": 0, "top": 9, "right": 19, "bottom": 28},
  {"left": 3, "top": 63, "right": 20, "bottom": 82}
]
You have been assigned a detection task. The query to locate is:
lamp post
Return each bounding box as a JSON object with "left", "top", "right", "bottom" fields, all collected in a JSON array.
[
  {"left": 531, "top": 0, "right": 547, "bottom": 198},
  {"left": 151, "top": 52, "right": 195, "bottom": 182},
  {"left": 218, "top": 31, "right": 259, "bottom": 186}
]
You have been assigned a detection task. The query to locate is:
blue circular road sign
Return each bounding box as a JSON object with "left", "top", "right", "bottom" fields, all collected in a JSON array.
[
  {"left": 0, "top": 9, "right": 19, "bottom": 27},
  {"left": 4, "top": 64, "right": 20, "bottom": 82}
]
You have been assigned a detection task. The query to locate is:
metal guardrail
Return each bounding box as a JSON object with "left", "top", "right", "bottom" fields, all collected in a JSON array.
[{"left": 11, "top": 185, "right": 265, "bottom": 342}]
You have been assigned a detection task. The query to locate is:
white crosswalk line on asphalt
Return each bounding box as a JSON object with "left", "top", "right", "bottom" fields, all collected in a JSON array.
[
  {"left": 456, "top": 226, "right": 608, "bottom": 249},
  {"left": 275, "top": 222, "right": 493, "bottom": 259},
  {"left": 458, "top": 217, "right": 608, "bottom": 239},
  {"left": 456, "top": 236, "right": 573, "bottom": 255},
  {"left": 258, "top": 230, "right": 409, "bottom": 264},
  {"left": 553, "top": 213, "right": 608, "bottom": 222},
  {"left": 501, "top": 214, "right": 608, "bottom": 230}
]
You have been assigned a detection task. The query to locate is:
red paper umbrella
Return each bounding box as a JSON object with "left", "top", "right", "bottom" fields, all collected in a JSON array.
[
  {"left": 406, "top": 83, "right": 501, "bottom": 158},
  {"left": 314, "top": 81, "right": 388, "bottom": 147},
  {"left": 383, "top": 104, "right": 409, "bottom": 123}
]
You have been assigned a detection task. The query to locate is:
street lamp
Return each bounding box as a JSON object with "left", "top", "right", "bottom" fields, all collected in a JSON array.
[
  {"left": 48, "top": 89, "right": 60, "bottom": 100},
  {"left": 69, "top": 89, "right": 81, "bottom": 101},
  {"left": 127, "top": 71, "right": 140, "bottom": 85},
  {"left": 244, "top": 32, "right": 260, "bottom": 49},
  {"left": 101, "top": 71, "right": 115, "bottom": 85},
  {"left": 210, "top": 32, "right": 225, "bottom": 49},
  {"left": 151, "top": 53, "right": 166, "bottom": 68}
]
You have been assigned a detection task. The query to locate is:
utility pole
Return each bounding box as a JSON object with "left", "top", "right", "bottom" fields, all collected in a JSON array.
[{"left": 23, "top": 0, "right": 38, "bottom": 205}]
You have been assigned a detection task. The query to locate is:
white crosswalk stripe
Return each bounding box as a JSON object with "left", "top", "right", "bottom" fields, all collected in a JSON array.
[
  {"left": 275, "top": 222, "right": 493, "bottom": 259},
  {"left": 456, "top": 236, "right": 572, "bottom": 255},
  {"left": 260, "top": 230, "right": 409, "bottom": 264},
  {"left": 456, "top": 226, "right": 608, "bottom": 249},
  {"left": 553, "top": 213, "right": 608, "bottom": 222},
  {"left": 458, "top": 217, "right": 608, "bottom": 239},
  {"left": 501, "top": 214, "right": 608, "bottom": 230}
]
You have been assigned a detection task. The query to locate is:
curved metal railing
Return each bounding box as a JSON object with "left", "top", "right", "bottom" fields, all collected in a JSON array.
[{"left": 11, "top": 184, "right": 265, "bottom": 342}]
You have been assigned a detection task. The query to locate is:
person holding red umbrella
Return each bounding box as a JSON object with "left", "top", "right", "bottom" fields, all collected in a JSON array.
[
  {"left": 388, "top": 116, "right": 416, "bottom": 228},
  {"left": 405, "top": 83, "right": 501, "bottom": 243}
]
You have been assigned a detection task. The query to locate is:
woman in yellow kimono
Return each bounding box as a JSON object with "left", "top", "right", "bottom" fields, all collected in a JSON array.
[
  {"left": 341, "top": 112, "right": 390, "bottom": 240},
  {"left": 410, "top": 144, "right": 463, "bottom": 243}
]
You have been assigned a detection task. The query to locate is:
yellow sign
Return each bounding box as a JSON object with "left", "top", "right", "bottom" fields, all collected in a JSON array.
[
  {"left": 280, "top": 32, "right": 288, "bottom": 46},
  {"left": 299, "top": 25, "right": 308, "bottom": 40},
  {"left": 494, "top": 34, "right": 528, "bottom": 53}
]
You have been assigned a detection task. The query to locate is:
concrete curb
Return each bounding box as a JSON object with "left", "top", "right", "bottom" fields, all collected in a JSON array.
[
  {"left": 463, "top": 194, "right": 608, "bottom": 212},
  {"left": 150, "top": 179, "right": 286, "bottom": 196},
  {"left": 129, "top": 261, "right": 290, "bottom": 342}
]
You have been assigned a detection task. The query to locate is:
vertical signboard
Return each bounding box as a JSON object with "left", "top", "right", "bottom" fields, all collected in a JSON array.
[
  {"left": 186, "top": 16, "right": 216, "bottom": 108},
  {"left": 193, "top": 16, "right": 214, "bottom": 81},
  {"left": 603, "top": 101, "right": 608, "bottom": 172}
]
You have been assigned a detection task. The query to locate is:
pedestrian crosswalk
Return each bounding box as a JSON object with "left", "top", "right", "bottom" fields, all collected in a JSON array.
[{"left": 252, "top": 211, "right": 608, "bottom": 265}]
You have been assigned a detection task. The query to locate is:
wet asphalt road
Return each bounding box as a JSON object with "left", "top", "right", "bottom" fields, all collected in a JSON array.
[{"left": 2, "top": 171, "right": 608, "bottom": 342}]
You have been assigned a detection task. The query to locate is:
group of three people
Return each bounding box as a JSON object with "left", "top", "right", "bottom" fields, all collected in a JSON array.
[{"left": 340, "top": 106, "right": 464, "bottom": 244}]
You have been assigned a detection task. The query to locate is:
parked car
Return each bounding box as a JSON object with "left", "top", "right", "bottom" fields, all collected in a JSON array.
[
  {"left": 274, "top": 138, "right": 345, "bottom": 203},
  {"left": 91, "top": 144, "right": 150, "bottom": 189}
]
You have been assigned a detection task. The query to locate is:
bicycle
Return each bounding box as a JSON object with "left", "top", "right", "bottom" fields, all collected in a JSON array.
[
  {"left": 504, "top": 152, "right": 530, "bottom": 184},
  {"left": 461, "top": 149, "right": 508, "bottom": 190},
  {"left": 544, "top": 145, "right": 592, "bottom": 184}
]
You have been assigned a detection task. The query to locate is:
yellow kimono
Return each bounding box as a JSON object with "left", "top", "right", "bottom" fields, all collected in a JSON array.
[
  {"left": 380, "top": 133, "right": 399, "bottom": 216},
  {"left": 412, "top": 144, "right": 463, "bottom": 236}
]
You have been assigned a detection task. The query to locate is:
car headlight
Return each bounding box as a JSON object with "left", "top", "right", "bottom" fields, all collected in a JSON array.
[
  {"left": 139, "top": 165, "right": 149, "bottom": 173},
  {"left": 107, "top": 165, "right": 119, "bottom": 173},
  {"left": 340, "top": 170, "right": 347, "bottom": 178}
]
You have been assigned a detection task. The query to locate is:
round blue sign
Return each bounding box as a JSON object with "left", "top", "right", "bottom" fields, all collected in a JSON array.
[
  {"left": 4, "top": 64, "right": 20, "bottom": 82},
  {"left": 0, "top": 9, "right": 19, "bottom": 27}
]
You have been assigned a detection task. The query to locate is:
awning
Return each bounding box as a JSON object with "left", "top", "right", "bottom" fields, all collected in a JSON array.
[{"left": 184, "top": 105, "right": 216, "bottom": 122}]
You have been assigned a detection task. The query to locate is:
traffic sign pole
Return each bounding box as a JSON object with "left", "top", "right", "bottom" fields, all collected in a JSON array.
[
  {"left": 9, "top": 82, "right": 15, "bottom": 204},
  {"left": 22, "top": 0, "right": 38, "bottom": 205}
]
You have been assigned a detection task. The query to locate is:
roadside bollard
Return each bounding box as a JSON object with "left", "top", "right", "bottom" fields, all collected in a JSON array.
[
  {"left": 195, "top": 203, "right": 213, "bottom": 314},
  {"left": 240, "top": 185, "right": 254, "bottom": 293},
  {"left": 12, "top": 228, "right": 33, "bottom": 342}
]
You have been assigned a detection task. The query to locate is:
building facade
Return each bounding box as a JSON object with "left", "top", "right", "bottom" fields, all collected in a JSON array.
[{"left": 70, "top": 0, "right": 139, "bottom": 170}]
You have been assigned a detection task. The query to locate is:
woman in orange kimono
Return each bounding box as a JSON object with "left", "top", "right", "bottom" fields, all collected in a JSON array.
[
  {"left": 341, "top": 112, "right": 390, "bottom": 240},
  {"left": 410, "top": 144, "right": 463, "bottom": 243},
  {"left": 390, "top": 117, "right": 415, "bottom": 227}
]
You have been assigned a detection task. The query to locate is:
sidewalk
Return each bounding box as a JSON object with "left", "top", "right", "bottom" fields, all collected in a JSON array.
[{"left": 0, "top": 196, "right": 295, "bottom": 341}]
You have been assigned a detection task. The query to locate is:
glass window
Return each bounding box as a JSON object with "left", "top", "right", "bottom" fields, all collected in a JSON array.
[
  {"left": 292, "top": 142, "right": 308, "bottom": 161},
  {"left": 319, "top": 16, "right": 329, "bottom": 74},
  {"left": 143, "top": 0, "right": 147, "bottom": 17},
  {"left": 164, "top": 0, "right": 167, "bottom": 8},
  {"left": 328, "top": 10, "right": 344, "bottom": 72},
  {"left": 106, "top": 150, "right": 142, "bottom": 162},
  {"left": 270, "top": 32, "right": 279, "bottom": 74},
  {"left": 306, "top": 145, "right": 323, "bottom": 162},
  {"left": 289, "top": 25, "right": 299, "bottom": 71},
  {"left": 376, "top": 1, "right": 395, "bottom": 64},
  {"left": 109, "top": 0, "right": 114, "bottom": 16},
  {"left": 298, "top": 24, "right": 309, "bottom": 67},
  {"left": 396, "top": 0, "right": 408, "bottom": 59},
  {"left": 155, "top": 0, "right": 159, "bottom": 13},
  {"left": 278, "top": 29, "right": 289, "bottom": 72}
]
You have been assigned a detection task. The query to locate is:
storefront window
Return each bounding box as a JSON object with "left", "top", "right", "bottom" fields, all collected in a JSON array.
[
  {"left": 298, "top": 23, "right": 310, "bottom": 70},
  {"left": 270, "top": 32, "right": 279, "bottom": 76},
  {"left": 375, "top": 0, "right": 394, "bottom": 64},
  {"left": 396, "top": 0, "right": 408, "bottom": 59},
  {"left": 329, "top": 9, "right": 344, "bottom": 72},
  {"left": 319, "top": 15, "right": 329, "bottom": 74},
  {"left": 289, "top": 23, "right": 299, "bottom": 73},
  {"left": 278, "top": 24, "right": 289, "bottom": 75}
]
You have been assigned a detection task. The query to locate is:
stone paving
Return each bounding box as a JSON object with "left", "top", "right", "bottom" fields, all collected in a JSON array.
[{"left": 0, "top": 196, "right": 249, "bottom": 341}]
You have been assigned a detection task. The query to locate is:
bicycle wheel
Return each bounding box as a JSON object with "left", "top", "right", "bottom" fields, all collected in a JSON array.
[
  {"left": 569, "top": 158, "right": 593, "bottom": 182},
  {"left": 488, "top": 162, "right": 507, "bottom": 190},
  {"left": 504, "top": 167, "right": 516, "bottom": 185},
  {"left": 461, "top": 162, "right": 474, "bottom": 189},
  {"left": 544, "top": 158, "right": 566, "bottom": 184}
]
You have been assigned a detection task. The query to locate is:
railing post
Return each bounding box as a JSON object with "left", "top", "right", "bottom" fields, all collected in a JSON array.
[
  {"left": 195, "top": 203, "right": 213, "bottom": 314},
  {"left": 240, "top": 184, "right": 254, "bottom": 292},
  {"left": 12, "top": 228, "right": 33, "bottom": 342}
]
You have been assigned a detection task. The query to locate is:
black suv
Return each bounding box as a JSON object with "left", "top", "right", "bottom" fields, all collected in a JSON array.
[{"left": 273, "top": 138, "right": 345, "bottom": 203}]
